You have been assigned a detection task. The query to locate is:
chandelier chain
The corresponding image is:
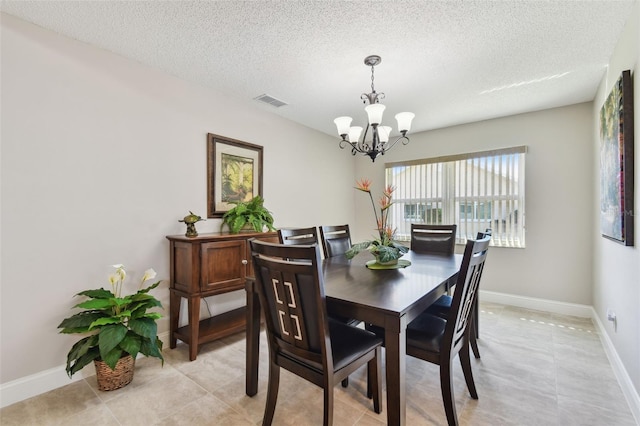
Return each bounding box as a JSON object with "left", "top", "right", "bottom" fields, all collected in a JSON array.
[{"left": 370, "top": 65, "right": 376, "bottom": 95}]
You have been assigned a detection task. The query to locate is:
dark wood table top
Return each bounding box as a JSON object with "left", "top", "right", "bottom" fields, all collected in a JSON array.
[{"left": 323, "top": 250, "right": 462, "bottom": 320}]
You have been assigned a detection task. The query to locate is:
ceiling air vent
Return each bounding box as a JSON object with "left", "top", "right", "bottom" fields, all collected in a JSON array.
[{"left": 254, "top": 94, "right": 288, "bottom": 108}]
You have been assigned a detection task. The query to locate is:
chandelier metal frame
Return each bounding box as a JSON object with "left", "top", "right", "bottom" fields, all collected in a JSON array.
[{"left": 334, "top": 55, "right": 415, "bottom": 162}]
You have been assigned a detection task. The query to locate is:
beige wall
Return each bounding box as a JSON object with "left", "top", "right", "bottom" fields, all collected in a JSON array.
[
  {"left": 353, "top": 103, "right": 595, "bottom": 305},
  {"left": 0, "top": 14, "right": 355, "bottom": 384},
  {"left": 592, "top": 1, "right": 640, "bottom": 396}
]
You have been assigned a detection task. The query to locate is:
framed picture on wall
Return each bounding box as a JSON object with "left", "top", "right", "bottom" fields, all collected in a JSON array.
[
  {"left": 207, "top": 133, "right": 263, "bottom": 218},
  {"left": 599, "top": 70, "right": 634, "bottom": 246}
]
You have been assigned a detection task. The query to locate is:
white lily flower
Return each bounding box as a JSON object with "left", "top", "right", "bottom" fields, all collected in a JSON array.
[
  {"left": 141, "top": 268, "right": 157, "bottom": 283},
  {"left": 108, "top": 273, "right": 119, "bottom": 286},
  {"left": 113, "top": 265, "right": 126, "bottom": 282}
]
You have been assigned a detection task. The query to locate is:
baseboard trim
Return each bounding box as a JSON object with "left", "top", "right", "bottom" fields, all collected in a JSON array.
[
  {"left": 479, "top": 290, "right": 593, "bottom": 317},
  {"left": 0, "top": 331, "right": 171, "bottom": 409},
  {"left": 591, "top": 309, "right": 640, "bottom": 425}
]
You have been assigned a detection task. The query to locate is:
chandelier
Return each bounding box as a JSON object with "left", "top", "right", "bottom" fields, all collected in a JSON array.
[{"left": 334, "top": 55, "right": 415, "bottom": 162}]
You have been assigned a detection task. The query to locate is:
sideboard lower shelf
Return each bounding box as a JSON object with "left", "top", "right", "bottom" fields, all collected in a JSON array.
[{"left": 172, "top": 306, "right": 246, "bottom": 348}]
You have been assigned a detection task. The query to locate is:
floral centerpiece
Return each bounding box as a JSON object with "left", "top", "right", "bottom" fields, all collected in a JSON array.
[
  {"left": 345, "top": 178, "right": 409, "bottom": 265},
  {"left": 57, "top": 264, "right": 164, "bottom": 385}
]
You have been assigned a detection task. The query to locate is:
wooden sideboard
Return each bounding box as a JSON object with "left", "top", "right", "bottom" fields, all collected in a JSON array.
[{"left": 166, "top": 231, "right": 278, "bottom": 360}]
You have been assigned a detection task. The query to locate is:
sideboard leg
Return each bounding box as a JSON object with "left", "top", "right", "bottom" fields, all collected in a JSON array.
[
  {"left": 187, "top": 296, "right": 201, "bottom": 361},
  {"left": 169, "top": 290, "right": 180, "bottom": 349}
]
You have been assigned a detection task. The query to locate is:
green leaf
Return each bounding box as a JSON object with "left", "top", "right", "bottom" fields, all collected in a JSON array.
[
  {"left": 67, "top": 347, "right": 100, "bottom": 377},
  {"left": 58, "top": 311, "right": 106, "bottom": 331},
  {"left": 137, "top": 281, "right": 160, "bottom": 294},
  {"left": 102, "top": 348, "right": 124, "bottom": 370},
  {"left": 232, "top": 216, "right": 247, "bottom": 233},
  {"left": 89, "top": 316, "right": 125, "bottom": 329},
  {"left": 75, "top": 298, "right": 115, "bottom": 310},
  {"left": 345, "top": 241, "right": 373, "bottom": 259},
  {"left": 140, "top": 337, "right": 164, "bottom": 362},
  {"left": 98, "top": 324, "right": 128, "bottom": 359},
  {"left": 111, "top": 296, "right": 132, "bottom": 307},
  {"left": 66, "top": 334, "right": 98, "bottom": 366},
  {"left": 119, "top": 333, "right": 142, "bottom": 357},
  {"left": 76, "top": 288, "right": 114, "bottom": 299},
  {"left": 140, "top": 312, "right": 162, "bottom": 321},
  {"left": 129, "top": 317, "right": 157, "bottom": 340},
  {"left": 130, "top": 293, "right": 158, "bottom": 302}
]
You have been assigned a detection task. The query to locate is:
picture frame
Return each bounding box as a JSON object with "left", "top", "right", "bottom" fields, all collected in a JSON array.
[
  {"left": 207, "top": 133, "right": 263, "bottom": 218},
  {"left": 599, "top": 70, "right": 634, "bottom": 246}
]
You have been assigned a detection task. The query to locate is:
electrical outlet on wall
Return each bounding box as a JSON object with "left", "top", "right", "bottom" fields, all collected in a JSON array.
[{"left": 606, "top": 309, "right": 617, "bottom": 332}]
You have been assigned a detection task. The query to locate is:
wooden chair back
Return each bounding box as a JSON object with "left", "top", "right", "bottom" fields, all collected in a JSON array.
[
  {"left": 278, "top": 227, "right": 319, "bottom": 246},
  {"left": 444, "top": 235, "right": 490, "bottom": 356},
  {"left": 411, "top": 224, "right": 457, "bottom": 255},
  {"left": 251, "top": 240, "right": 330, "bottom": 368},
  {"left": 319, "top": 225, "right": 352, "bottom": 258}
]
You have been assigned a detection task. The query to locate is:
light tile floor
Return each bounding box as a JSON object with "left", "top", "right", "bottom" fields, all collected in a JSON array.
[{"left": 1, "top": 302, "right": 637, "bottom": 425}]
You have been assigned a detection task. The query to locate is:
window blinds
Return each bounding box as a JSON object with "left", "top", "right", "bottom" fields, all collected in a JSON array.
[{"left": 385, "top": 146, "right": 526, "bottom": 248}]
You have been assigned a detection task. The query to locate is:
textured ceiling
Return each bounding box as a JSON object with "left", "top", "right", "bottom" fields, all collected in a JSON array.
[{"left": 1, "top": 1, "right": 636, "bottom": 137}]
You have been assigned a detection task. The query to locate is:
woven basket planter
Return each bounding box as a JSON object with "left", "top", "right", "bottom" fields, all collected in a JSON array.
[{"left": 94, "top": 354, "right": 135, "bottom": 391}]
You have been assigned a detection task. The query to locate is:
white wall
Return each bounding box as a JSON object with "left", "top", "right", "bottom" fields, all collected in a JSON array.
[
  {"left": 0, "top": 13, "right": 355, "bottom": 385},
  {"left": 592, "top": 1, "right": 640, "bottom": 397},
  {"left": 352, "top": 103, "right": 594, "bottom": 305}
]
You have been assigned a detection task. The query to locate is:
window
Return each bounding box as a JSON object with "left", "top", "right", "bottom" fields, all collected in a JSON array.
[{"left": 385, "top": 146, "right": 526, "bottom": 248}]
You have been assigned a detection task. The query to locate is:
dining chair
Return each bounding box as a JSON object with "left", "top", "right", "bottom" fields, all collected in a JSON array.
[
  {"left": 406, "top": 234, "right": 490, "bottom": 426},
  {"left": 425, "top": 229, "right": 491, "bottom": 359},
  {"left": 282, "top": 225, "right": 360, "bottom": 386},
  {"left": 319, "top": 224, "right": 362, "bottom": 328},
  {"left": 278, "top": 227, "right": 319, "bottom": 246},
  {"left": 249, "top": 240, "right": 383, "bottom": 426},
  {"left": 410, "top": 224, "right": 457, "bottom": 255},
  {"left": 319, "top": 225, "right": 352, "bottom": 259}
]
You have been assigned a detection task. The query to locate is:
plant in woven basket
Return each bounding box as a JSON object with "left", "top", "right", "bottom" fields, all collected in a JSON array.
[{"left": 57, "top": 264, "right": 164, "bottom": 379}]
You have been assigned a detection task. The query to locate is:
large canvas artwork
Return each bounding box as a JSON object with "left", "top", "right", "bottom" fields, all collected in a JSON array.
[
  {"left": 599, "top": 70, "right": 634, "bottom": 246},
  {"left": 207, "top": 133, "right": 263, "bottom": 218}
]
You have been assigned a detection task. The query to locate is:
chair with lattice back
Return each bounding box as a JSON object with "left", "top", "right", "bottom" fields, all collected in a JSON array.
[
  {"left": 425, "top": 229, "right": 491, "bottom": 359},
  {"left": 250, "top": 240, "right": 383, "bottom": 426},
  {"left": 406, "top": 235, "right": 490, "bottom": 426},
  {"left": 279, "top": 225, "right": 360, "bottom": 387}
]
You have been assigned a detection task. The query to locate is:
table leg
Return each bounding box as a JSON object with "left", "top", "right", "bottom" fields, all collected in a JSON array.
[
  {"left": 187, "top": 296, "right": 200, "bottom": 361},
  {"left": 385, "top": 317, "right": 407, "bottom": 426},
  {"left": 246, "top": 279, "right": 261, "bottom": 396}
]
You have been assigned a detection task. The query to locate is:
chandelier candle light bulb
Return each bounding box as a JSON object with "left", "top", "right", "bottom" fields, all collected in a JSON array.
[{"left": 334, "top": 55, "right": 415, "bottom": 162}]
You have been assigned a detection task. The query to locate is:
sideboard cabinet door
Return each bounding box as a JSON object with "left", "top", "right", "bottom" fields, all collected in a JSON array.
[{"left": 201, "top": 240, "right": 246, "bottom": 294}]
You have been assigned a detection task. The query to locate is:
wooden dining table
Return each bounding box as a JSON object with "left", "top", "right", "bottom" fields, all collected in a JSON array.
[{"left": 245, "top": 249, "right": 462, "bottom": 426}]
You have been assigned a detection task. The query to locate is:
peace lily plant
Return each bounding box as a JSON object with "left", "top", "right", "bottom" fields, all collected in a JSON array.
[
  {"left": 58, "top": 264, "right": 164, "bottom": 377},
  {"left": 346, "top": 178, "right": 409, "bottom": 263}
]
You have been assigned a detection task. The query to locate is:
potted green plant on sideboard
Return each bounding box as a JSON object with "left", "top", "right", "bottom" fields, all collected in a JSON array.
[
  {"left": 221, "top": 195, "right": 276, "bottom": 233},
  {"left": 57, "top": 264, "right": 164, "bottom": 390}
]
